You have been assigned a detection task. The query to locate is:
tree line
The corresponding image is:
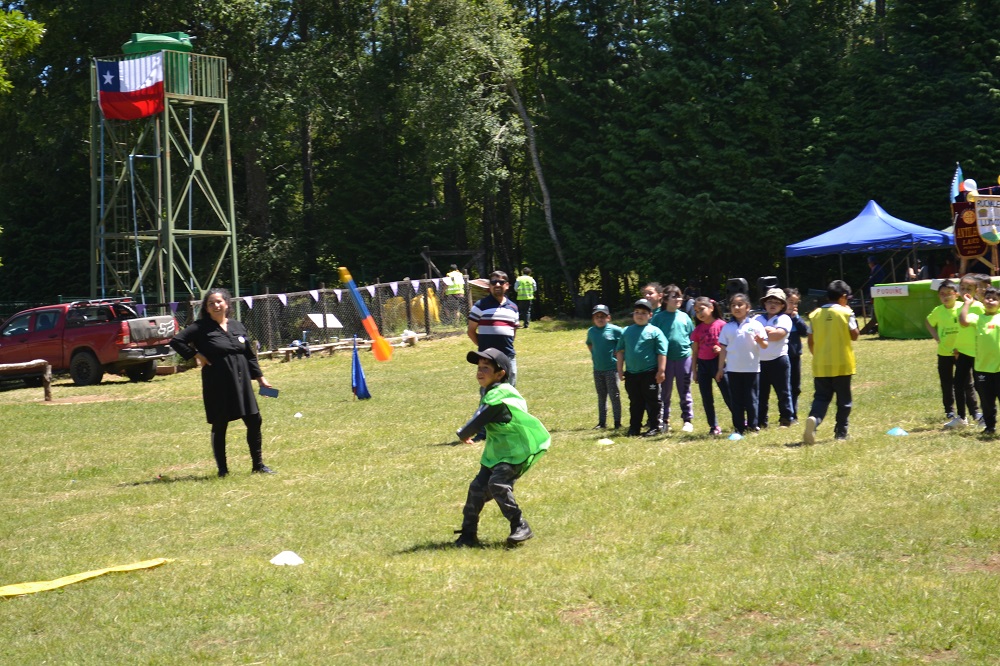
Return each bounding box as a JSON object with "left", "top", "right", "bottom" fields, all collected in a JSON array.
[{"left": 1, "top": 0, "right": 998, "bottom": 314}]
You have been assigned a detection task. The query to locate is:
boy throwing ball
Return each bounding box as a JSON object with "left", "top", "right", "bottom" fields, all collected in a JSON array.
[{"left": 455, "top": 349, "right": 551, "bottom": 547}]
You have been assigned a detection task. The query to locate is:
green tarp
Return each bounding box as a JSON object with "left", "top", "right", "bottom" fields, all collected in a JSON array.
[{"left": 872, "top": 280, "right": 938, "bottom": 339}]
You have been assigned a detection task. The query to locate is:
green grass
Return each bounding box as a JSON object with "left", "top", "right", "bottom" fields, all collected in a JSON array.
[{"left": 2, "top": 325, "right": 1000, "bottom": 664}]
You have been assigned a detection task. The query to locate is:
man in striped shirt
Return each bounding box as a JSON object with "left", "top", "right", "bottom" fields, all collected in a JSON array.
[{"left": 468, "top": 270, "right": 520, "bottom": 386}]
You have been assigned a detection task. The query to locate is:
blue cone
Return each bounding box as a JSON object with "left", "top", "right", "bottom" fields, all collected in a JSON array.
[
  {"left": 886, "top": 427, "right": 908, "bottom": 436},
  {"left": 352, "top": 336, "right": 371, "bottom": 399},
  {"left": 728, "top": 432, "right": 743, "bottom": 441}
]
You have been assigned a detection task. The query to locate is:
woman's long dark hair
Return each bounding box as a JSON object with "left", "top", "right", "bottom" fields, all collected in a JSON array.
[{"left": 198, "top": 287, "right": 233, "bottom": 321}]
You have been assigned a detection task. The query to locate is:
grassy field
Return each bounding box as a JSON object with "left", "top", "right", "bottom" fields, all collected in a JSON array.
[{"left": 2, "top": 322, "right": 999, "bottom": 664}]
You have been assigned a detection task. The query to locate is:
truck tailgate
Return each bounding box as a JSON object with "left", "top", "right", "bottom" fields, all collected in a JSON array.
[{"left": 127, "top": 316, "right": 177, "bottom": 344}]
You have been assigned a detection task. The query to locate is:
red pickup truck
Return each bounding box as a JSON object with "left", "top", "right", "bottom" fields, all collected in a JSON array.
[{"left": 0, "top": 298, "right": 178, "bottom": 385}]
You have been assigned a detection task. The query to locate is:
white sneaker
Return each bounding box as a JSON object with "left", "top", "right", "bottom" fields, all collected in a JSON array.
[
  {"left": 943, "top": 416, "right": 968, "bottom": 430},
  {"left": 681, "top": 421, "right": 694, "bottom": 433},
  {"left": 803, "top": 416, "right": 818, "bottom": 445}
]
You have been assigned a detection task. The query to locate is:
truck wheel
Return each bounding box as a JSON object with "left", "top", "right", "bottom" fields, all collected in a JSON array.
[
  {"left": 125, "top": 360, "right": 158, "bottom": 382},
  {"left": 70, "top": 351, "right": 104, "bottom": 386}
]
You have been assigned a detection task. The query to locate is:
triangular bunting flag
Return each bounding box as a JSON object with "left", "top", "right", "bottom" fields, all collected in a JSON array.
[
  {"left": 334, "top": 289, "right": 342, "bottom": 302},
  {"left": 365, "top": 285, "right": 376, "bottom": 298},
  {"left": 411, "top": 280, "right": 421, "bottom": 293},
  {"left": 310, "top": 289, "right": 320, "bottom": 302},
  {"left": 432, "top": 278, "right": 441, "bottom": 291},
  {"left": 135, "top": 303, "right": 146, "bottom": 315},
  {"left": 277, "top": 293, "right": 287, "bottom": 306},
  {"left": 390, "top": 282, "right": 398, "bottom": 296},
  {"left": 169, "top": 302, "right": 178, "bottom": 313},
  {"left": 244, "top": 296, "right": 253, "bottom": 309}
]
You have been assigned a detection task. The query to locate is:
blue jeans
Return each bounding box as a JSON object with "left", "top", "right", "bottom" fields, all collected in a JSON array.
[
  {"left": 726, "top": 371, "right": 759, "bottom": 434},
  {"left": 758, "top": 356, "right": 794, "bottom": 426},
  {"left": 809, "top": 375, "right": 852, "bottom": 433},
  {"left": 696, "top": 357, "right": 731, "bottom": 430},
  {"left": 593, "top": 369, "right": 621, "bottom": 427}
]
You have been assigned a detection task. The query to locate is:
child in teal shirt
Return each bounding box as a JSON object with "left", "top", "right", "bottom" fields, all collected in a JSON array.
[
  {"left": 616, "top": 298, "right": 668, "bottom": 437},
  {"left": 650, "top": 284, "right": 695, "bottom": 432},
  {"left": 586, "top": 304, "right": 623, "bottom": 430}
]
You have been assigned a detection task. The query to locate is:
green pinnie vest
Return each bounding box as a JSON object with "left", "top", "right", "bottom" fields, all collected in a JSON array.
[{"left": 481, "top": 383, "right": 550, "bottom": 472}]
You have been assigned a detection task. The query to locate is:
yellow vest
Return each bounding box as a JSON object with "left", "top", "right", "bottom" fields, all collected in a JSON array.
[
  {"left": 445, "top": 270, "right": 464, "bottom": 296},
  {"left": 808, "top": 304, "right": 856, "bottom": 377}
]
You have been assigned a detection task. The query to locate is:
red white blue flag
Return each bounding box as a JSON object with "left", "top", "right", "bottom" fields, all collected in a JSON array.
[{"left": 96, "top": 53, "right": 164, "bottom": 121}]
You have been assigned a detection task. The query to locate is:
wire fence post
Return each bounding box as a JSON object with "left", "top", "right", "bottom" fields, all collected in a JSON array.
[{"left": 423, "top": 283, "right": 431, "bottom": 336}]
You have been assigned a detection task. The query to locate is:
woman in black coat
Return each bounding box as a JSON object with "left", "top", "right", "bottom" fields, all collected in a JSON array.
[{"left": 170, "top": 288, "right": 276, "bottom": 477}]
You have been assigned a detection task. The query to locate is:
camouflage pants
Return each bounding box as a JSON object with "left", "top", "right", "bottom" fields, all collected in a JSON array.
[{"left": 461, "top": 462, "right": 524, "bottom": 533}]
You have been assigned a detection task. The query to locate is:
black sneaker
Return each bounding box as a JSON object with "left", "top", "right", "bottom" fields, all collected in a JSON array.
[
  {"left": 613, "top": 422, "right": 623, "bottom": 429},
  {"left": 454, "top": 529, "right": 480, "bottom": 547},
  {"left": 641, "top": 426, "right": 663, "bottom": 438},
  {"left": 627, "top": 428, "right": 641, "bottom": 437},
  {"left": 592, "top": 424, "right": 606, "bottom": 430},
  {"left": 251, "top": 464, "right": 276, "bottom": 474},
  {"left": 507, "top": 519, "right": 533, "bottom": 545},
  {"left": 834, "top": 428, "right": 849, "bottom": 441}
]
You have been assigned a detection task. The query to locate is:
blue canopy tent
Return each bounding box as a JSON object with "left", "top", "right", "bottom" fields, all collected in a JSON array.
[
  {"left": 785, "top": 200, "right": 953, "bottom": 258},
  {"left": 785, "top": 200, "right": 955, "bottom": 338}
]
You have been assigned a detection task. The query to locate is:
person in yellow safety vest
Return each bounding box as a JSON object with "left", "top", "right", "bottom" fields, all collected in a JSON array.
[
  {"left": 445, "top": 264, "right": 466, "bottom": 323},
  {"left": 514, "top": 267, "right": 537, "bottom": 329}
]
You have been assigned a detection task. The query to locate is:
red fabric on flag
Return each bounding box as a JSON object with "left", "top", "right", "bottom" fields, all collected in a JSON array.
[{"left": 99, "top": 81, "right": 165, "bottom": 121}]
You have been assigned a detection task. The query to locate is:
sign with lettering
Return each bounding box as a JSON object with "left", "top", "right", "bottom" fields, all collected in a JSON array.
[
  {"left": 871, "top": 285, "right": 908, "bottom": 297},
  {"left": 974, "top": 195, "right": 1000, "bottom": 245},
  {"left": 953, "top": 202, "right": 986, "bottom": 258}
]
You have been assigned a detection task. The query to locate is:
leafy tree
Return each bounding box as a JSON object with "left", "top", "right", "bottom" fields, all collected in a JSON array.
[
  {"left": 0, "top": 5, "right": 43, "bottom": 95},
  {"left": 0, "top": 5, "right": 43, "bottom": 269}
]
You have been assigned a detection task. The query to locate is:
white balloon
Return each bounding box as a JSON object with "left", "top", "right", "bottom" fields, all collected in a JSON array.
[{"left": 964, "top": 178, "right": 978, "bottom": 192}]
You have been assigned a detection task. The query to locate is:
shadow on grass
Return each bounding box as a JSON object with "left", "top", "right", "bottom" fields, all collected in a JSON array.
[
  {"left": 120, "top": 473, "right": 218, "bottom": 486},
  {"left": 396, "top": 540, "right": 514, "bottom": 554}
]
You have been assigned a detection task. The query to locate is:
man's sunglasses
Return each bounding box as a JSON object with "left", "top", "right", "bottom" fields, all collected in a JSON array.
[{"left": 490, "top": 280, "right": 507, "bottom": 286}]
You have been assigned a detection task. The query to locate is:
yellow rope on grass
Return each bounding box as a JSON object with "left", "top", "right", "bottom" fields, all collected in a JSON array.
[{"left": 0, "top": 558, "right": 172, "bottom": 597}]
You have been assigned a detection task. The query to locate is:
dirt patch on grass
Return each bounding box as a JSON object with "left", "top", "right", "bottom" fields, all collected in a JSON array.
[
  {"left": 948, "top": 553, "right": 1000, "bottom": 574},
  {"left": 559, "top": 602, "right": 601, "bottom": 625}
]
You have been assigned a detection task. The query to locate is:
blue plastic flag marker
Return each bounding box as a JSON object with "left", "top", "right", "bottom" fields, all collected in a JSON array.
[
  {"left": 352, "top": 336, "right": 372, "bottom": 400},
  {"left": 887, "top": 427, "right": 908, "bottom": 436}
]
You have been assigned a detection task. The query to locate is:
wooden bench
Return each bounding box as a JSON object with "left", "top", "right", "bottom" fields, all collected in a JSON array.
[{"left": 0, "top": 359, "right": 53, "bottom": 401}]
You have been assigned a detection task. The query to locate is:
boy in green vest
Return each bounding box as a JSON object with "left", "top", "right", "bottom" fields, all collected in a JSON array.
[{"left": 455, "top": 348, "right": 551, "bottom": 546}]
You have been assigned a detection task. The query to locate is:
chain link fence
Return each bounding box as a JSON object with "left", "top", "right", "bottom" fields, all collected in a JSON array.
[
  {"left": 1, "top": 277, "right": 480, "bottom": 353},
  {"left": 173, "top": 277, "right": 476, "bottom": 350}
]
